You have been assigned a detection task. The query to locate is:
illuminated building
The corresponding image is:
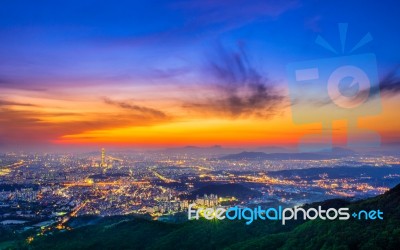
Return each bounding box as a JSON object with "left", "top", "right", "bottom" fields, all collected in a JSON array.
[
  {"left": 195, "top": 194, "right": 219, "bottom": 207},
  {"left": 101, "top": 148, "right": 106, "bottom": 167}
]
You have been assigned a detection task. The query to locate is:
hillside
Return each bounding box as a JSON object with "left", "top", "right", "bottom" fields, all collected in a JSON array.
[{"left": 20, "top": 183, "right": 400, "bottom": 250}]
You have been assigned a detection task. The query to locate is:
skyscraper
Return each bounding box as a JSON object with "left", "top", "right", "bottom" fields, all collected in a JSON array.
[{"left": 101, "top": 148, "right": 105, "bottom": 167}]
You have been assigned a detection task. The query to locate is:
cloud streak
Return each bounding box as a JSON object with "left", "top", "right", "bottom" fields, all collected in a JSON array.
[
  {"left": 0, "top": 100, "right": 171, "bottom": 147},
  {"left": 102, "top": 97, "right": 168, "bottom": 119},
  {"left": 0, "top": 99, "right": 37, "bottom": 107},
  {"left": 294, "top": 66, "right": 400, "bottom": 108},
  {"left": 91, "top": 0, "right": 299, "bottom": 47},
  {"left": 184, "top": 43, "right": 285, "bottom": 118},
  {"left": 373, "top": 66, "right": 400, "bottom": 97}
]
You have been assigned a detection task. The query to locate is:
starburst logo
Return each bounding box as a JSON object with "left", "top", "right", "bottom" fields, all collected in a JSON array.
[{"left": 316, "top": 23, "right": 374, "bottom": 109}]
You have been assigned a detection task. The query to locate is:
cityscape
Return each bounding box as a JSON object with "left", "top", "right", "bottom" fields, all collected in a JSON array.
[
  {"left": 1, "top": 147, "right": 399, "bottom": 243},
  {"left": 1, "top": 0, "right": 400, "bottom": 249}
]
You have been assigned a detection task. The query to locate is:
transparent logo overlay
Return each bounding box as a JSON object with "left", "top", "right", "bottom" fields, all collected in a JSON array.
[
  {"left": 188, "top": 204, "right": 383, "bottom": 225},
  {"left": 286, "top": 23, "right": 381, "bottom": 152}
]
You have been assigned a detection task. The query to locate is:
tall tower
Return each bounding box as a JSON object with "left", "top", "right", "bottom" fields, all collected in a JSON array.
[{"left": 101, "top": 148, "right": 105, "bottom": 167}]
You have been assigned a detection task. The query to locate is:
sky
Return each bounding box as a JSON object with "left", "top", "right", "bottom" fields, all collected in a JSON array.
[{"left": 0, "top": 0, "right": 399, "bottom": 151}]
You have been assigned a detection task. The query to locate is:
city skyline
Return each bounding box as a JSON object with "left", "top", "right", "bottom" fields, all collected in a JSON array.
[{"left": 1, "top": 1, "right": 399, "bottom": 249}]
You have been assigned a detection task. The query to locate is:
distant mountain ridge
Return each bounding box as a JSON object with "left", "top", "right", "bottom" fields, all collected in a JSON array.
[
  {"left": 220, "top": 147, "right": 356, "bottom": 160},
  {"left": 156, "top": 145, "right": 294, "bottom": 155}
]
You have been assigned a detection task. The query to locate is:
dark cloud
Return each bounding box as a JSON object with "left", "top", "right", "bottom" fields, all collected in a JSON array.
[
  {"left": 0, "top": 76, "right": 48, "bottom": 91},
  {"left": 0, "top": 78, "right": 9, "bottom": 84},
  {"left": 294, "top": 66, "right": 400, "bottom": 107},
  {"left": 346, "top": 66, "right": 400, "bottom": 105},
  {"left": 184, "top": 43, "right": 285, "bottom": 118},
  {"left": 0, "top": 100, "right": 38, "bottom": 107},
  {"left": 372, "top": 66, "right": 400, "bottom": 97},
  {"left": 102, "top": 97, "right": 168, "bottom": 119}
]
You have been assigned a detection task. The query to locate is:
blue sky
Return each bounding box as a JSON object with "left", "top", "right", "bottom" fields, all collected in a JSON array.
[
  {"left": 1, "top": 0, "right": 399, "bottom": 88},
  {"left": 0, "top": 0, "right": 400, "bottom": 149}
]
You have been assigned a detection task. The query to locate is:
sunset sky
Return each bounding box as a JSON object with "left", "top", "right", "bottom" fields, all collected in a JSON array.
[{"left": 0, "top": 0, "right": 399, "bottom": 151}]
